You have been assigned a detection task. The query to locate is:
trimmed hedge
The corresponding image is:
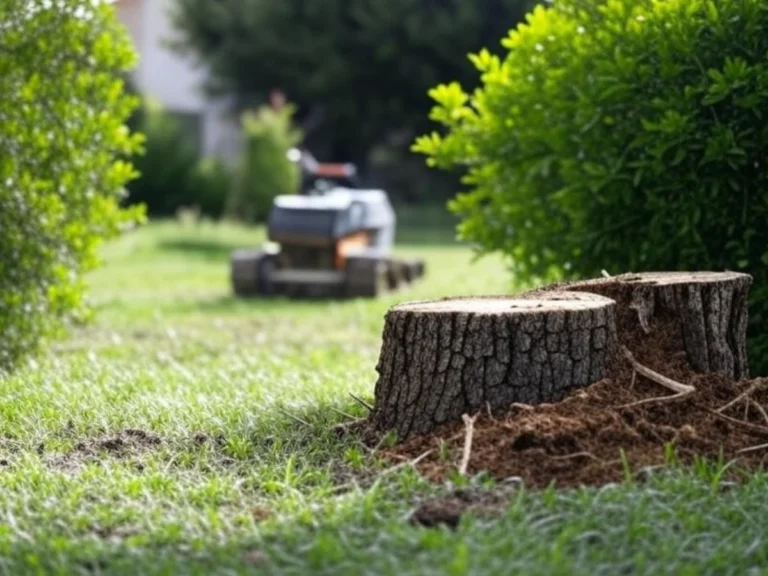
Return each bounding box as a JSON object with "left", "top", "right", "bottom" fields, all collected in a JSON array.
[{"left": 415, "top": 0, "right": 768, "bottom": 374}]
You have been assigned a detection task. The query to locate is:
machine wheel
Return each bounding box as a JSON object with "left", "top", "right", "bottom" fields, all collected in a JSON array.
[
  {"left": 386, "top": 260, "right": 408, "bottom": 291},
  {"left": 256, "top": 253, "right": 279, "bottom": 295},
  {"left": 345, "top": 256, "right": 388, "bottom": 298},
  {"left": 402, "top": 259, "right": 426, "bottom": 283},
  {"left": 231, "top": 249, "right": 279, "bottom": 297}
]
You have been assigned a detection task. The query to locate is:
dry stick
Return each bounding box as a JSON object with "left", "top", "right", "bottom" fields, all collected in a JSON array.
[
  {"left": 619, "top": 346, "right": 696, "bottom": 409},
  {"left": 708, "top": 410, "right": 768, "bottom": 437},
  {"left": 752, "top": 401, "right": 768, "bottom": 426},
  {"left": 278, "top": 408, "right": 311, "bottom": 428},
  {"left": 717, "top": 379, "right": 768, "bottom": 414},
  {"left": 549, "top": 451, "right": 601, "bottom": 462},
  {"left": 378, "top": 449, "right": 434, "bottom": 478},
  {"left": 328, "top": 406, "right": 358, "bottom": 420},
  {"left": 458, "top": 414, "right": 478, "bottom": 477},
  {"left": 350, "top": 393, "right": 374, "bottom": 413},
  {"left": 737, "top": 443, "right": 768, "bottom": 455}
]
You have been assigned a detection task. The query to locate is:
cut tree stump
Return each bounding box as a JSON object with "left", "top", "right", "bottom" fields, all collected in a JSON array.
[
  {"left": 541, "top": 272, "right": 753, "bottom": 380},
  {"left": 369, "top": 292, "right": 619, "bottom": 440}
]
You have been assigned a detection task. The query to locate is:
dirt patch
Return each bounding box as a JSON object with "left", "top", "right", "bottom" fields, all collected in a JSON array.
[
  {"left": 370, "top": 278, "right": 768, "bottom": 489},
  {"left": 409, "top": 487, "right": 515, "bottom": 529},
  {"left": 74, "top": 428, "right": 162, "bottom": 456},
  {"left": 42, "top": 428, "right": 165, "bottom": 472},
  {"left": 384, "top": 372, "right": 767, "bottom": 489}
]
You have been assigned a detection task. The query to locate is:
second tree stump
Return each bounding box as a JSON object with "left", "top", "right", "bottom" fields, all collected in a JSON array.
[{"left": 370, "top": 292, "right": 618, "bottom": 440}]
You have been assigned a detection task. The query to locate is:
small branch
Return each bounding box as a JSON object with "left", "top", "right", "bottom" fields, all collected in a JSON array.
[
  {"left": 752, "top": 401, "right": 768, "bottom": 426},
  {"left": 621, "top": 391, "right": 694, "bottom": 410},
  {"left": 458, "top": 414, "right": 477, "bottom": 477},
  {"left": 549, "top": 451, "right": 601, "bottom": 462},
  {"left": 329, "top": 406, "right": 358, "bottom": 420},
  {"left": 619, "top": 347, "right": 695, "bottom": 408},
  {"left": 278, "top": 408, "right": 311, "bottom": 427},
  {"left": 378, "top": 449, "right": 434, "bottom": 478},
  {"left": 709, "top": 410, "right": 768, "bottom": 437},
  {"left": 737, "top": 443, "right": 768, "bottom": 455},
  {"left": 350, "top": 393, "right": 374, "bottom": 413},
  {"left": 331, "top": 418, "right": 365, "bottom": 436},
  {"left": 509, "top": 403, "right": 534, "bottom": 412},
  {"left": 717, "top": 379, "right": 768, "bottom": 414}
]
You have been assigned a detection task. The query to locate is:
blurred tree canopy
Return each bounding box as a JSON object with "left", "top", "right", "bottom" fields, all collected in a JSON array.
[{"left": 169, "top": 0, "right": 537, "bottom": 169}]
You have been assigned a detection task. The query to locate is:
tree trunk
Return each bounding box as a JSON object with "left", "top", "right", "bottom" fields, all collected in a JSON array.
[
  {"left": 542, "top": 271, "right": 753, "bottom": 380},
  {"left": 369, "top": 292, "right": 619, "bottom": 440}
]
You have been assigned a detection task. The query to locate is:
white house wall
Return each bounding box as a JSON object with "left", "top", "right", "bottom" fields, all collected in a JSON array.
[{"left": 115, "top": 0, "right": 242, "bottom": 160}]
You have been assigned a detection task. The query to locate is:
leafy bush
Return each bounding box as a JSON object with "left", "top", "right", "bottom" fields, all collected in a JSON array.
[
  {"left": 226, "top": 105, "right": 303, "bottom": 223},
  {"left": 414, "top": 0, "right": 768, "bottom": 374},
  {"left": 0, "top": 0, "right": 144, "bottom": 372},
  {"left": 126, "top": 100, "right": 231, "bottom": 218}
]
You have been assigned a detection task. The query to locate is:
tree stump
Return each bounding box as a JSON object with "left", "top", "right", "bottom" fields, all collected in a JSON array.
[
  {"left": 369, "top": 292, "right": 619, "bottom": 440},
  {"left": 542, "top": 272, "right": 753, "bottom": 380}
]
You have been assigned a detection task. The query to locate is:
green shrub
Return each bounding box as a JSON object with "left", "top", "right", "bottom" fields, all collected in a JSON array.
[
  {"left": 126, "top": 100, "right": 231, "bottom": 218},
  {"left": 226, "top": 105, "right": 303, "bottom": 223},
  {"left": 191, "top": 157, "right": 234, "bottom": 219},
  {"left": 0, "top": 0, "right": 144, "bottom": 372},
  {"left": 414, "top": 0, "right": 768, "bottom": 375}
]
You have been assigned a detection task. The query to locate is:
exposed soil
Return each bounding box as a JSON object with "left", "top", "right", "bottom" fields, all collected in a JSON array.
[
  {"left": 74, "top": 428, "right": 163, "bottom": 456},
  {"left": 409, "top": 487, "right": 516, "bottom": 529},
  {"left": 371, "top": 278, "right": 768, "bottom": 490}
]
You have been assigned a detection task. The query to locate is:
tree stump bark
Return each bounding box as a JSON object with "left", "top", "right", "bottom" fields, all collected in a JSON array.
[
  {"left": 369, "top": 292, "right": 619, "bottom": 440},
  {"left": 542, "top": 272, "right": 753, "bottom": 380}
]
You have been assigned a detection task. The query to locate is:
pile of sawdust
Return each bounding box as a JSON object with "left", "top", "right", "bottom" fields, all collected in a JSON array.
[{"left": 375, "top": 286, "right": 768, "bottom": 489}]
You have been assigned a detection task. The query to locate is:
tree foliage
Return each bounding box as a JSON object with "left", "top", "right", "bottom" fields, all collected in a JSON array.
[
  {"left": 168, "top": 0, "right": 536, "bottom": 166},
  {"left": 226, "top": 104, "right": 303, "bottom": 223},
  {"left": 414, "top": 0, "right": 768, "bottom": 374},
  {"left": 0, "top": 0, "right": 143, "bottom": 372},
  {"left": 125, "top": 97, "right": 232, "bottom": 219}
]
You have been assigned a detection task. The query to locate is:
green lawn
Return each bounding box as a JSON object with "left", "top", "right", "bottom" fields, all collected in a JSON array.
[{"left": 1, "top": 218, "right": 767, "bottom": 575}]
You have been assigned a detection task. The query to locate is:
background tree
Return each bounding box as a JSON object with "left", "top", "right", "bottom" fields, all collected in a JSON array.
[
  {"left": 168, "top": 0, "right": 537, "bottom": 199},
  {"left": 0, "top": 0, "right": 143, "bottom": 372}
]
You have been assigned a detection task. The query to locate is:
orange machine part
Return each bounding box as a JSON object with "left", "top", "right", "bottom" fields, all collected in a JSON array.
[
  {"left": 335, "top": 232, "right": 370, "bottom": 269},
  {"left": 315, "top": 163, "right": 353, "bottom": 178}
]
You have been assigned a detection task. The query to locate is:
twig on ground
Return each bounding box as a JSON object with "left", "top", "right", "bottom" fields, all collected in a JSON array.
[
  {"left": 458, "top": 414, "right": 478, "bottom": 477},
  {"left": 329, "top": 406, "right": 358, "bottom": 420},
  {"left": 378, "top": 450, "right": 434, "bottom": 478},
  {"left": 709, "top": 410, "right": 768, "bottom": 437},
  {"left": 279, "top": 408, "right": 311, "bottom": 428},
  {"left": 331, "top": 418, "right": 365, "bottom": 436},
  {"left": 364, "top": 431, "right": 391, "bottom": 456},
  {"left": 549, "top": 451, "right": 601, "bottom": 462},
  {"left": 510, "top": 403, "right": 534, "bottom": 412},
  {"left": 717, "top": 379, "right": 768, "bottom": 414},
  {"left": 752, "top": 401, "right": 768, "bottom": 426},
  {"left": 601, "top": 270, "right": 612, "bottom": 278},
  {"left": 737, "top": 443, "right": 768, "bottom": 455},
  {"left": 350, "top": 393, "right": 374, "bottom": 413},
  {"left": 630, "top": 370, "right": 637, "bottom": 390},
  {"left": 486, "top": 402, "right": 496, "bottom": 421},
  {"left": 619, "top": 346, "right": 696, "bottom": 409}
]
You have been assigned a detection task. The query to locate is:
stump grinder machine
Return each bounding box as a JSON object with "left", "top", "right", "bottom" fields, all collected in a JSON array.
[{"left": 230, "top": 149, "right": 425, "bottom": 299}]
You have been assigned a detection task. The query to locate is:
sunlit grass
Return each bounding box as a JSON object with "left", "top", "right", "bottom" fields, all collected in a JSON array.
[{"left": 0, "top": 215, "right": 765, "bottom": 574}]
